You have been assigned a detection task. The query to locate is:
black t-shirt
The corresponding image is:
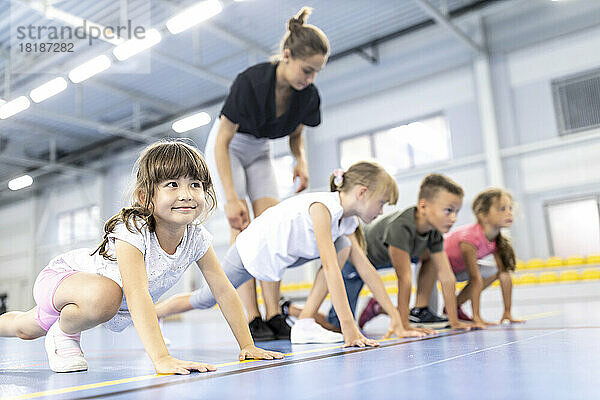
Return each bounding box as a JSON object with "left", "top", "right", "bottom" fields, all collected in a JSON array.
[{"left": 220, "top": 62, "right": 321, "bottom": 139}]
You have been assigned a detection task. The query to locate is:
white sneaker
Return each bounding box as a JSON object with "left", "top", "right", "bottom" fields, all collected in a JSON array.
[
  {"left": 44, "top": 322, "right": 88, "bottom": 373},
  {"left": 290, "top": 318, "right": 344, "bottom": 344}
]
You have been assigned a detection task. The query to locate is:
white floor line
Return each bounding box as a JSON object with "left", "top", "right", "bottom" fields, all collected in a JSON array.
[{"left": 306, "top": 329, "right": 565, "bottom": 398}]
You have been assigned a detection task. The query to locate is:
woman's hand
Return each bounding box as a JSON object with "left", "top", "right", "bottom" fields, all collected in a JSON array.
[
  {"left": 154, "top": 355, "right": 216, "bottom": 375},
  {"left": 224, "top": 199, "right": 249, "bottom": 231},
  {"left": 239, "top": 345, "right": 285, "bottom": 361},
  {"left": 293, "top": 162, "right": 309, "bottom": 193}
]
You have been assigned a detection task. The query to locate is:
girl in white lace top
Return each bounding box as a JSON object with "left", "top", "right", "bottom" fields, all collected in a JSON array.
[{"left": 0, "top": 140, "right": 283, "bottom": 374}]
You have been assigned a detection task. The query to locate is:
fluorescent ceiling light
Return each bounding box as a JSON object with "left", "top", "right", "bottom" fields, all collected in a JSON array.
[
  {"left": 68, "top": 55, "right": 111, "bottom": 83},
  {"left": 8, "top": 175, "right": 34, "bottom": 191},
  {"left": 113, "top": 28, "right": 162, "bottom": 61},
  {"left": 172, "top": 112, "right": 211, "bottom": 133},
  {"left": 30, "top": 77, "right": 68, "bottom": 103},
  {"left": 0, "top": 96, "right": 31, "bottom": 119},
  {"left": 166, "top": 0, "right": 223, "bottom": 34}
]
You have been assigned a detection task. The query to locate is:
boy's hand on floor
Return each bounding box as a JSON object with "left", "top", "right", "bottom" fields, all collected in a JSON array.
[{"left": 239, "top": 345, "right": 284, "bottom": 361}]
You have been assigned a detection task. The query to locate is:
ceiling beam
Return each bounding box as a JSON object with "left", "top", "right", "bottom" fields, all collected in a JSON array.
[{"left": 413, "top": 0, "right": 485, "bottom": 54}]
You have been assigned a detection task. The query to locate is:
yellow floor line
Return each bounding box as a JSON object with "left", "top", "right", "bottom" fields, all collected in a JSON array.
[
  {"left": 2, "top": 309, "right": 561, "bottom": 400},
  {"left": 1, "top": 335, "right": 405, "bottom": 400}
]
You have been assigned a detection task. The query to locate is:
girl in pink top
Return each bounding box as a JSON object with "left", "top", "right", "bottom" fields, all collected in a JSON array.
[{"left": 444, "top": 188, "right": 525, "bottom": 326}]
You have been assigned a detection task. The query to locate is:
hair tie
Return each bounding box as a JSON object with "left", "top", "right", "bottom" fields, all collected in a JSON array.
[{"left": 333, "top": 168, "right": 344, "bottom": 187}]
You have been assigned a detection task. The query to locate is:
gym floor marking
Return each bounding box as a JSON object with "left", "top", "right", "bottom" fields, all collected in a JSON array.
[{"left": 0, "top": 309, "right": 561, "bottom": 400}]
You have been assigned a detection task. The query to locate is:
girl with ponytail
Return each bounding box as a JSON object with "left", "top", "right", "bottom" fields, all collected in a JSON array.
[
  {"left": 444, "top": 188, "right": 525, "bottom": 325},
  {"left": 0, "top": 140, "right": 282, "bottom": 375}
]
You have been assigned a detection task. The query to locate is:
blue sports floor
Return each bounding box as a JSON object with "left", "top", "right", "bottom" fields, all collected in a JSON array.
[{"left": 1, "top": 281, "right": 599, "bottom": 400}]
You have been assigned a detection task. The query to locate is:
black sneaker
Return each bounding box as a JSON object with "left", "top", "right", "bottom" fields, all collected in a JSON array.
[
  {"left": 409, "top": 307, "right": 449, "bottom": 329},
  {"left": 266, "top": 314, "right": 291, "bottom": 340},
  {"left": 249, "top": 317, "right": 275, "bottom": 341}
]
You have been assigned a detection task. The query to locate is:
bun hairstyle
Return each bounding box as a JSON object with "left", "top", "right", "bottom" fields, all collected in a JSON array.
[
  {"left": 277, "top": 7, "right": 329, "bottom": 60},
  {"left": 472, "top": 188, "right": 516, "bottom": 272}
]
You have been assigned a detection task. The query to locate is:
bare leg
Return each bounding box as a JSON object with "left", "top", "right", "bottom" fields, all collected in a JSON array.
[
  {"left": 53, "top": 272, "right": 123, "bottom": 334},
  {"left": 251, "top": 197, "right": 282, "bottom": 320},
  {"left": 414, "top": 253, "right": 436, "bottom": 309},
  {"left": 0, "top": 308, "right": 46, "bottom": 339},
  {"left": 237, "top": 278, "right": 261, "bottom": 321},
  {"left": 298, "top": 246, "right": 351, "bottom": 326},
  {"left": 457, "top": 274, "right": 497, "bottom": 306},
  {"left": 261, "top": 280, "right": 282, "bottom": 320},
  {"left": 155, "top": 293, "right": 194, "bottom": 319}
]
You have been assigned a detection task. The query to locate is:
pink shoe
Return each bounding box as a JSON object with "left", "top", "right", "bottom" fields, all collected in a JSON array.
[
  {"left": 456, "top": 306, "right": 473, "bottom": 321},
  {"left": 358, "top": 298, "right": 382, "bottom": 328},
  {"left": 443, "top": 306, "right": 473, "bottom": 322}
]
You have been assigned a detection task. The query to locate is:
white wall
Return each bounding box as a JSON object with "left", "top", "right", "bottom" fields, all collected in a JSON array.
[{"left": 2, "top": 10, "right": 600, "bottom": 311}]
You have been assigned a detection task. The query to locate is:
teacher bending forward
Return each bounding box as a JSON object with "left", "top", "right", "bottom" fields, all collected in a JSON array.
[{"left": 205, "top": 7, "right": 329, "bottom": 341}]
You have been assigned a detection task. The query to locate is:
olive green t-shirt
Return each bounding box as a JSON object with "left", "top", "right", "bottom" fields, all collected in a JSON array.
[{"left": 364, "top": 206, "right": 444, "bottom": 267}]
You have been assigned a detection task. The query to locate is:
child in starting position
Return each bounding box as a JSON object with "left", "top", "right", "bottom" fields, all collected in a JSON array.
[
  {"left": 0, "top": 140, "right": 282, "bottom": 374},
  {"left": 157, "top": 161, "right": 417, "bottom": 346},
  {"left": 332, "top": 174, "right": 475, "bottom": 331},
  {"left": 444, "top": 188, "right": 525, "bottom": 324}
]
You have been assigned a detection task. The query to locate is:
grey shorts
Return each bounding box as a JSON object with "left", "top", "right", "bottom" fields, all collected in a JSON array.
[
  {"left": 189, "top": 235, "right": 352, "bottom": 310},
  {"left": 205, "top": 118, "right": 280, "bottom": 210},
  {"left": 454, "top": 264, "right": 498, "bottom": 282}
]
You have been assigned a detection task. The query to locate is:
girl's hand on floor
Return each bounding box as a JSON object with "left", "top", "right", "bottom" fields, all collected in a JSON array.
[
  {"left": 343, "top": 327, "right": 379, "bottom": 348},
  {"left": 384, "top": 327, "right": 428, "bottom": 339},
  {"left": 384, "top": 320, "right": 430, "bottom": 338},
  {"left": 500, "top": 313, "right": 526, "bottom": 324},
  {"left": 414, "top": 326, "right": 437, "bottom": 335},
  {"left": 154, "top": 355, "right": 216, "bottom": 375},
  {"left": 239, "top": 345, "right": 284, "bottom": 361},
  {"left": 450, "top": 321, "right": 473, "bottom": 331}
]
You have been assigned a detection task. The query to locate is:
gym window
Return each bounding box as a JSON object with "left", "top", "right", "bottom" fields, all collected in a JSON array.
[{"left": 338, "top": 114, "right": 452, "bottom": 173}]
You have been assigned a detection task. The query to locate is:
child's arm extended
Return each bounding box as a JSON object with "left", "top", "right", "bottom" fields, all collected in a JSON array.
[
  {"left": 115, "top": 240, "right": 215, "bottom": 375},
  {"left": 309, "top": 203, "right": 378, "bottom": 348},
  {"left": 348, "top": 234, "right": 428, "bottom": 338},
  {"left": 494, "top": 253, "right": 525, "bottom": 324},
  {"left": 431, "top": 250, "right": 474, "bottom": 330},
  {"left": 196, "top": 246, "right": 284, "bottom": 360},
  {"left": 459, "top": 243, "right": 492, "bottom": 328}
]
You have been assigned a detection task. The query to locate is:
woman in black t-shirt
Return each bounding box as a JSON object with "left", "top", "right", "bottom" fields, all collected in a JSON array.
[{"left": 205, "top": 7, "right": 329, "bottom": 341}]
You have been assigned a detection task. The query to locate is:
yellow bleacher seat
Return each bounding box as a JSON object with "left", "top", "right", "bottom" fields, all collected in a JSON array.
[
  {"left": 566, "top": 255, "right": 585, "bottom": 266},
  {"left": 516, "top": 259, "right": 525, "bottom": 270},
  {"left": 515, "top": 273, "right": 538, "bottom": 285},
  {"left": 545, "top": 257, "right": 563, "bottom": 268},
  {"left": 586, "top": 254, "right": 600, "bottom": 265},
  {"left": 581, "top": 269, "right": 600, "bottom": 281},
  {"left": 560, "top": 270, "right": 580, "bottom": 282},
  {"left": 539, "top": 271, "right": 559, "bottom": 283},
  {"left": 525, "top": 258, "right": 544, "bottom": 269}
]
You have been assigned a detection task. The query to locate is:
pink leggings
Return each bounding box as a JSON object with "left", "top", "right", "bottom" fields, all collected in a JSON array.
[{"left": 32, "top": 259, "right": 79, "bottom": 331}]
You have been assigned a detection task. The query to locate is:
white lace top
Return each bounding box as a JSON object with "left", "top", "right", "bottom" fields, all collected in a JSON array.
[{"left": 51, "top": 219, "right": 212, "bottom": 331}]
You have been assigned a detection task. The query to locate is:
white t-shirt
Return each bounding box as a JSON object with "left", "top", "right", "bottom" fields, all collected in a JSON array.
[
  {"left": 235, "top": 191, "right": 359, "bottom": 281},
  {"left": 50, "top": 219, "right": 212, "bottom": 331}
]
